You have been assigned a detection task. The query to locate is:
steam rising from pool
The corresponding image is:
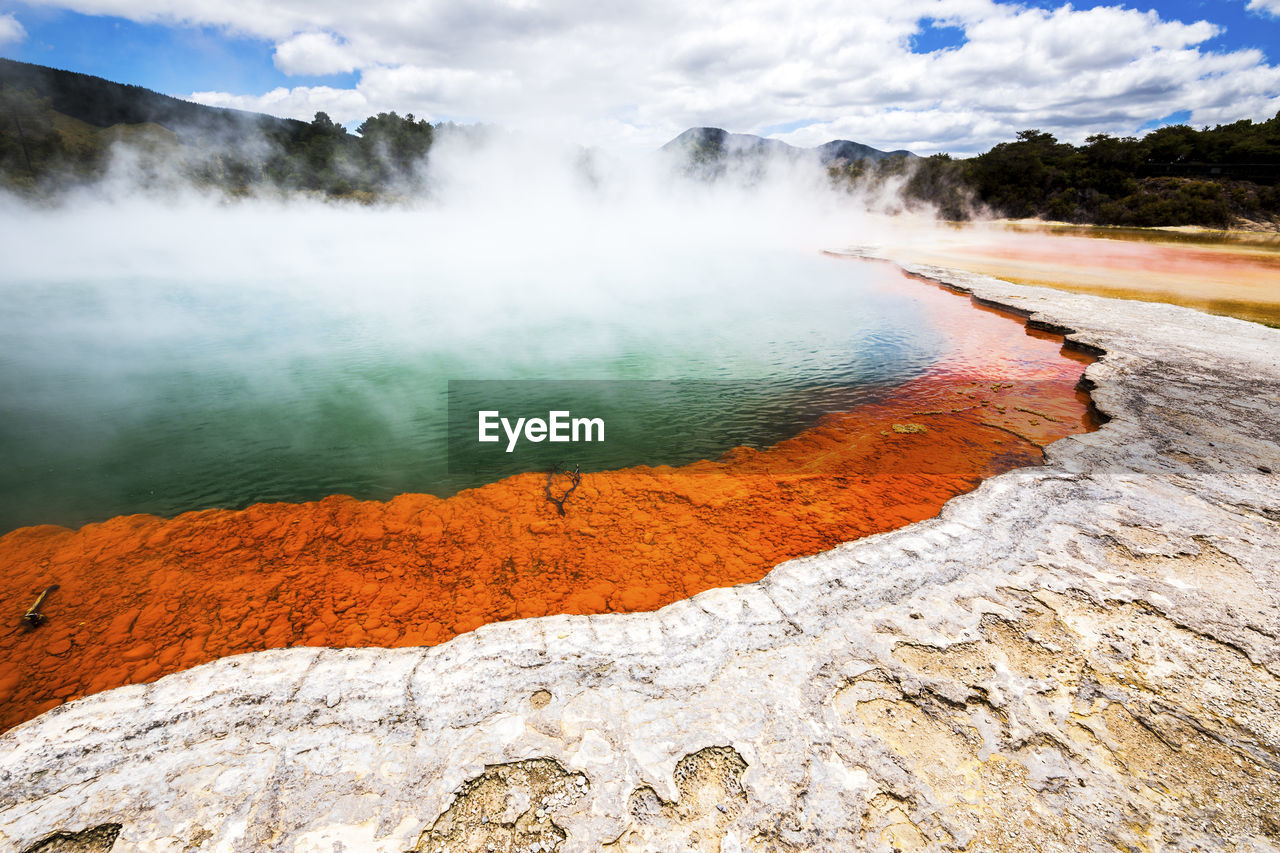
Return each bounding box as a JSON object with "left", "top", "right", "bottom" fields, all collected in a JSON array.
[{"left": 1, "top": 138, "right": 946, "bottom": 532}]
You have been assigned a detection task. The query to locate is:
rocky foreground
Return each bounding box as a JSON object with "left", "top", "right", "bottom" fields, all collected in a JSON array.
[{"left": 2, "top": 260, "right": 1279, "bottom": 853}]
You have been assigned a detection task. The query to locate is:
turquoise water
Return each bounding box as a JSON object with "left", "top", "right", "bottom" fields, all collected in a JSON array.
[{"left": 0, "top": 250, "right": 945, "bottom": 532}]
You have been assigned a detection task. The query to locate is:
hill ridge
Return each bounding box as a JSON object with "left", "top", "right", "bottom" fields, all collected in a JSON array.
[
  {"left": 0, "top": 56, "right": 304, "bottom": 140},
  {"left": 661, "top": 125, "right": 916, "bottom": 164}
]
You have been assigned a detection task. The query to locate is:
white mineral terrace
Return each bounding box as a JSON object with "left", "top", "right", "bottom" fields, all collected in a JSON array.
[{"left": 2, "top": 260, "right": 1279, "bottom": 853}]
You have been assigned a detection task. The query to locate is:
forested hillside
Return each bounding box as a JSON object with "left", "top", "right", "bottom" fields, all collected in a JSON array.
[
  {"left": 0, "top": 58, "right": 434, "bottom": 197},
  {"left": 838, "top": 117, "right": 1280, "bottom": 227}
]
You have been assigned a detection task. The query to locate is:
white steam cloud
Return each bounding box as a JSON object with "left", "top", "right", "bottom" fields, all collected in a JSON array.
[
  {"left": 0, "top": 131, "right": 933, "bottom": 419},
  {"left": 1, "top": 133, "right": 913, "bottom": 313}
]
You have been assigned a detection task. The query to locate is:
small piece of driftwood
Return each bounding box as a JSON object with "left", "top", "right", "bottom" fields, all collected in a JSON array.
[
  {"left": 23, "top": 584, "right": 59, "bottom": 629},
  {"left": 545, "top": 463, "right": 583, "bottom": 516}
]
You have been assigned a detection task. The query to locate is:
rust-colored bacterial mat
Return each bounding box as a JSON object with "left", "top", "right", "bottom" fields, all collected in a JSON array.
[{"left": 0, "top": 271, "right": 1098, "bottom": 731}]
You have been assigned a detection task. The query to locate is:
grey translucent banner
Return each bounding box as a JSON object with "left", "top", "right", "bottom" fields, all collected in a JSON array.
[{"left": 446, "top": 378, "right": 894, "bottom": 479}]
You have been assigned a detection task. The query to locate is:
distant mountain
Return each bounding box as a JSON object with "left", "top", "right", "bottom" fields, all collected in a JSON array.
[
  {"left": 0, "top": 57, "right": 304, "bottom": 143},
  {"left": 661, "top": 126, "right": 916, "bottom": 167},
  {"left": 814, "top": 138, "right": 917, "bottom": 164},
  {"left": 661, "top": 127, "right": 795, "bottom": 158}
]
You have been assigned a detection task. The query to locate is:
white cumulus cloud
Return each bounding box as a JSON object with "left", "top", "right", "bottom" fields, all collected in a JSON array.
[
  {"left": 273, "top": 32, "right": 359, "bottom": 76},
  {"left": 18, "top": 0, "right": 1280, "bottom": 153},
  {"left": 0, "top": 12, "right": 27, "bottom": 46},
  {"left": 1248, "top": 0, "right": 1280, "bottom": 18}
]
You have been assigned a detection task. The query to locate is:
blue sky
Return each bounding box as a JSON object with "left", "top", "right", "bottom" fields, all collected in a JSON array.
[
  {"left": 1, "top": 4, "right": 355, "bottom": 94},
  {"left": 0, "top": 0, "right": 1277, "bottom": 153}
]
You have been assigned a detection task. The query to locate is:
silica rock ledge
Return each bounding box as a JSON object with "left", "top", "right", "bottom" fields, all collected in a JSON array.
[{"left": 2, "top": 259, "right": 1278, "bottom": 853}]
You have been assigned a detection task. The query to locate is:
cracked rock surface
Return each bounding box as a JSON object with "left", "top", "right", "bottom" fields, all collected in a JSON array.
[{"left": 2, "top": 260, "right": 1279, "bottom": 853}]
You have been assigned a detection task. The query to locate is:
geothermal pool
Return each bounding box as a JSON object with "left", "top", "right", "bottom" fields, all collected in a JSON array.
[
  {"left": 0, "top": 198, "right": 1098, "bottom": 732},
  {"left": 0, "top": 251, "right": 945, "bottom": 533}
]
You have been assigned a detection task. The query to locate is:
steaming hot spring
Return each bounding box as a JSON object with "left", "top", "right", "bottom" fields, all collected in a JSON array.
[{"left": 0, "top": 183, "right": 1097, "bottom": 731}]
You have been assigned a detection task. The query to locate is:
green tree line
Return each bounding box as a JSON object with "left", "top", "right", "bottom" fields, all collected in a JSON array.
[
  {"left": 1, "top": 85, "right": 435, "bottom": 198},
  {"left": 835, "top": 113, "right": 1280, "bottom": 227}
]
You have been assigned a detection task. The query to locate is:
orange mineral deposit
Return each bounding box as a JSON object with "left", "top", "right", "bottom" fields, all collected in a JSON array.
[{"left": 0, "top": 276, "right": 1099, "bottom": 731}]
